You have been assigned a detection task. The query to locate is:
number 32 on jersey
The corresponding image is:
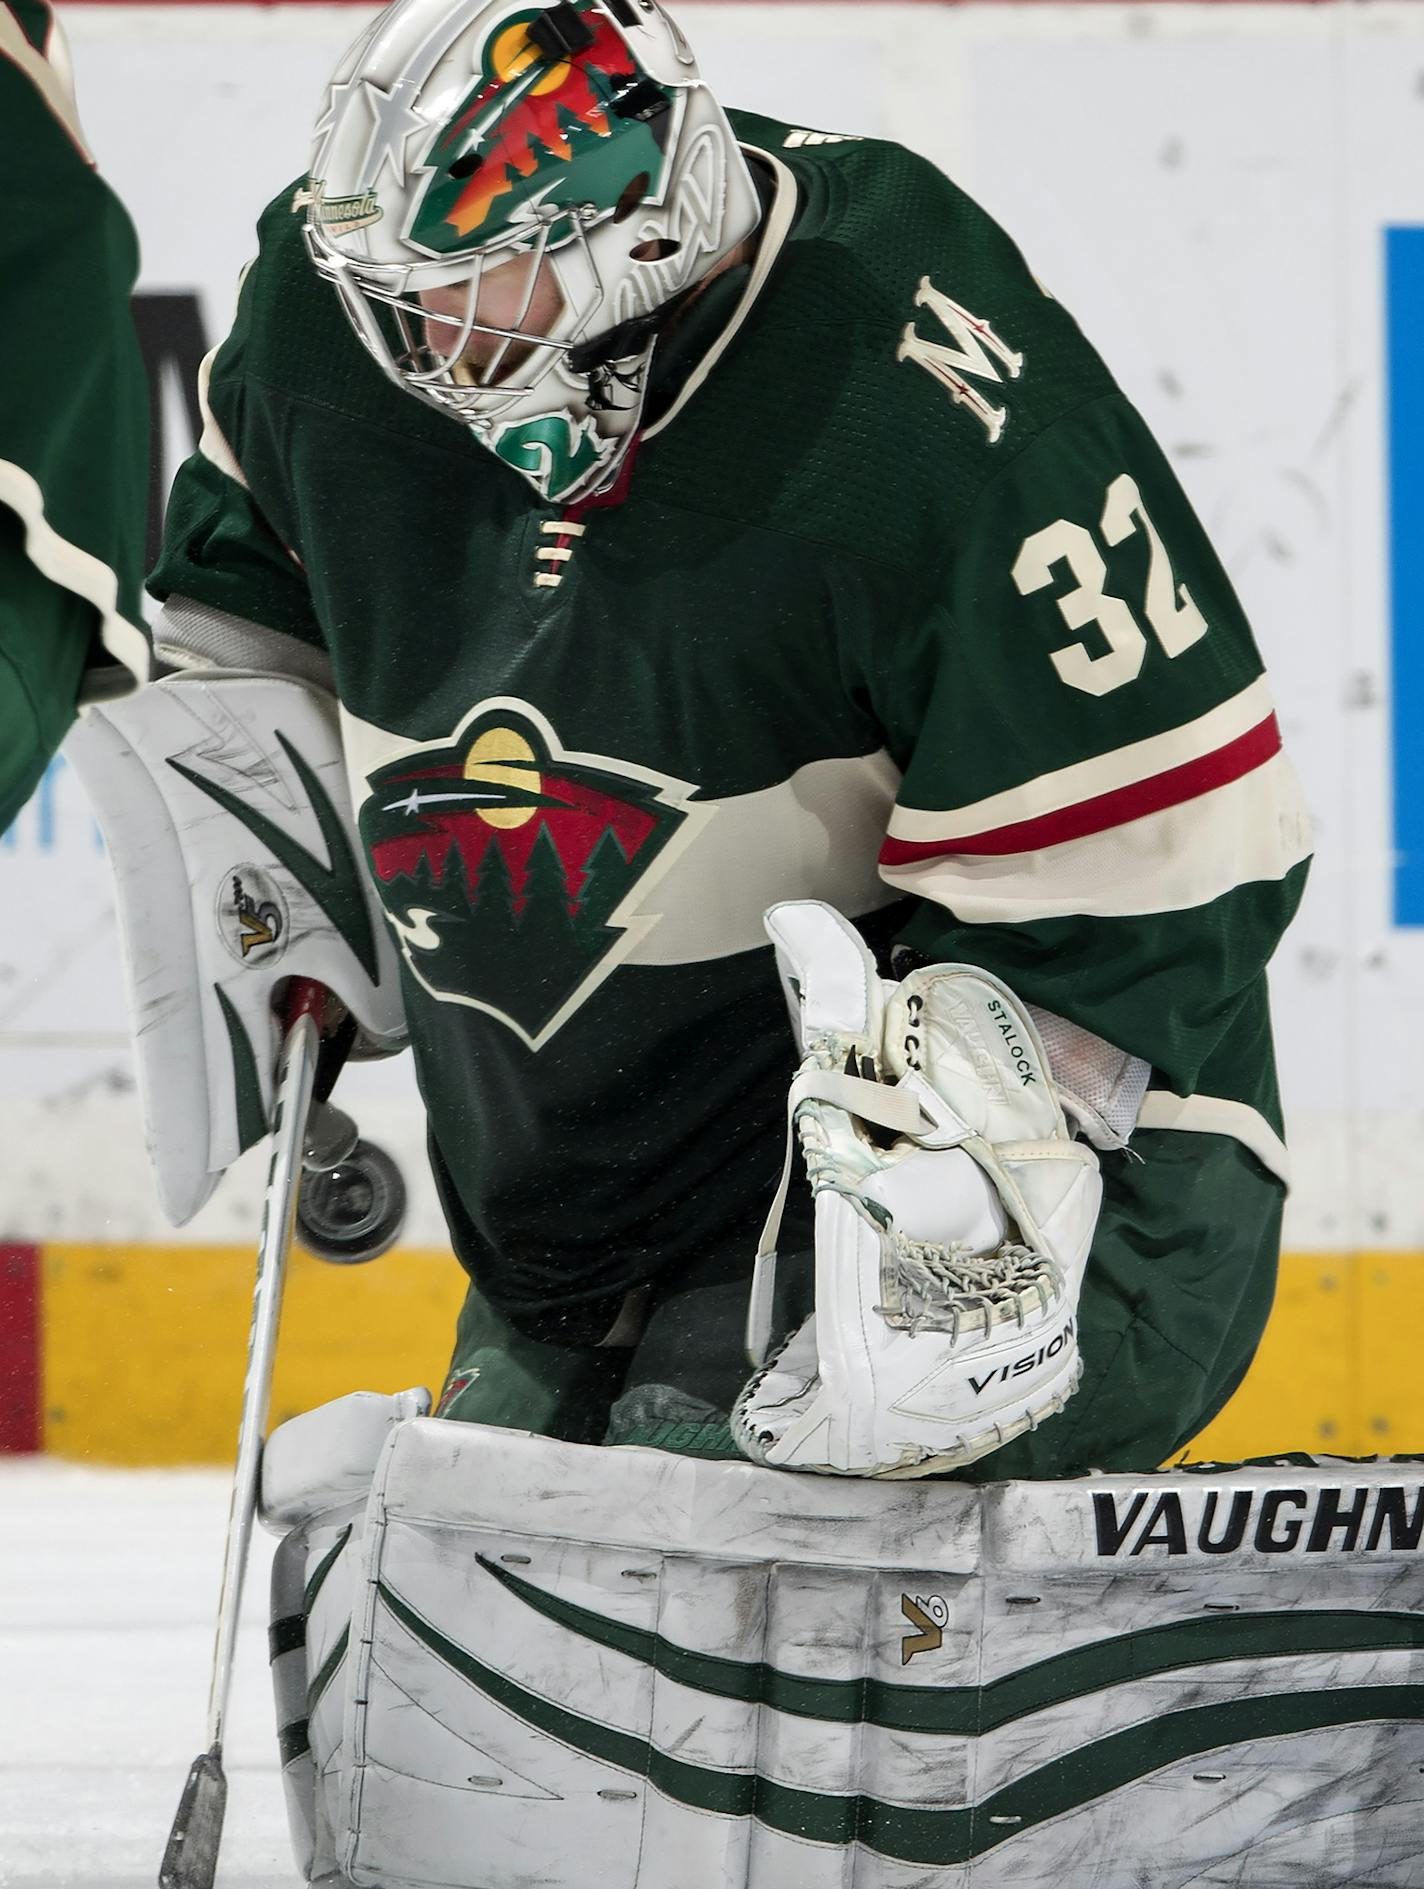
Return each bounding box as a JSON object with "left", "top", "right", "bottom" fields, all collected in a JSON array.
[{"left": 1011, "top": 473, "right": 1208, "bottom": 697}]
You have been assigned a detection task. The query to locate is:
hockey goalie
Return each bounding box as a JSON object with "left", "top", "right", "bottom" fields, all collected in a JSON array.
[{"left": 76, "top": 0, "right": 1338, "bottom": 1882}]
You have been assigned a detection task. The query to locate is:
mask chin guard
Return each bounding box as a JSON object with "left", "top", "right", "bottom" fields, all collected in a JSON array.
[{"left": 566, "top": 287, "right": 696, "bottom": 375}]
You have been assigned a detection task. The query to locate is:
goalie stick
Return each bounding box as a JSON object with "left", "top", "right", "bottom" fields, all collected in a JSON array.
[{"left": 159, "top": 979, "right": 326, "bottom": 1889}]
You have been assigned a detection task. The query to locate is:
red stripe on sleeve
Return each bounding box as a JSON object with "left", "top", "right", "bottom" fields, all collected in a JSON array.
[
  {"left": 880, "top": 713, "right": 1282, "bottom": 866},
  {"left": 0, "top": 1243, "right": 41, "bottom": 1452}
]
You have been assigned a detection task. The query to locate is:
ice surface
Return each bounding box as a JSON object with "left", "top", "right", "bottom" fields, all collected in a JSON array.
[{"left": 1, "top": 1460, "right": 295, "bottom": 1888}]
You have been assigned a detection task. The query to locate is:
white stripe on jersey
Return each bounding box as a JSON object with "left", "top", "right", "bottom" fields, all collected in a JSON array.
[
  {"left": 0, "top": 458, "right": 150, "bottom": 693},
  {"left": 885, "top": 676, "right": 1279, "bottom": 846},
  {"left": 1138, "top": 1091, "right": 1291, "bottom": 1187},
  {"left": 0, "top": 5, "right": 89, "bottom": 158},
  {"left": 622, "top": 749, "right": 903, "bottom": 965},
  {"left": 879, "top": 747, "right": 1312, "bottom": 922},
  {"left": 196, "top": 346, "right": 251, "bottom": 491}
]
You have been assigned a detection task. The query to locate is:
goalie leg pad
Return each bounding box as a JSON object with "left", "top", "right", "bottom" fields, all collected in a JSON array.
[
  {"left": 263, "top": 1389, "right": 431, "bottom": 1886},
  {"left": 260, "top": 1388, "right": 432, "bottom": 1532},
  {"left": 271, "top": 1506, "right": 367, "bottom": 1887},
  {"left": 271, "top": 1414, "right": 1424, "bottom": 1889}
]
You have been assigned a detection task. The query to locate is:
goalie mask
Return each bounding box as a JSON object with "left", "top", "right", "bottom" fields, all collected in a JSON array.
[{"left": 303, "top": 0, "right": 762, "bottom": 504}]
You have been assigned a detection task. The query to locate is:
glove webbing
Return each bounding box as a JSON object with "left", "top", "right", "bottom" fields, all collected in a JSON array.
[{"left": 746, "top": 1068, "right": 932, "bottom": 1366}]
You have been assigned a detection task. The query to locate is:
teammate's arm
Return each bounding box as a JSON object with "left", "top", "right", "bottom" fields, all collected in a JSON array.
[{"left": 0, "top": 0, "right": 150, "bottom": 828}]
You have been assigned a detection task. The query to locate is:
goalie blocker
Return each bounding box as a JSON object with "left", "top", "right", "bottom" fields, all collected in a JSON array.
[
  {"left": 68, "top": 669, "right": 406, "bottom": 1222},
  {"left": 260, "top": 1392, "right": 1424, "bottom": 1889}
]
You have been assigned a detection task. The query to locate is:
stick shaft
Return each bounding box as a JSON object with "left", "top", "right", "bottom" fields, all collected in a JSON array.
[{"left": 204, "top": 986, "right": 324, "bottom": 1750}]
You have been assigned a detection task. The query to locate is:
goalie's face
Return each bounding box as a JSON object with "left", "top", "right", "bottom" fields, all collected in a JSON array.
[
  {"left": 416, "top": 254, "right": 567, "bottom": 389},
  {"left": 305, "top": 0, "right": 764, "bottom": 501}
]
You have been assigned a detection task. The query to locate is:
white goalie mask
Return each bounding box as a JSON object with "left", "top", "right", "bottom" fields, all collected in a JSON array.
[{"left": 303, "top": 0, "right": 762, "bottom": 504}]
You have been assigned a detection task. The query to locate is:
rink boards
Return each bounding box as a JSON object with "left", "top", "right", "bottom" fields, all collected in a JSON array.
[{"left": 3, "top": 1239, "right": 1418, "bottom": 1467}]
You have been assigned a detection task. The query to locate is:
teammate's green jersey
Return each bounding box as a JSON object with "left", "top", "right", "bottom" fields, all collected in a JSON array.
[
  {"left": 152, "top": 114, "right": 1309, "bottom": 1338},
  {"left": 0, "top": 0, "right": 150, "bottom": 827}
]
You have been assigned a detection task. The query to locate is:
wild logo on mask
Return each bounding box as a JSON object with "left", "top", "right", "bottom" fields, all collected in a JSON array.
[
  {"left": 411, "top": 5, "right": 674, "bottom": 256},
  {"left": 359, "top": 700, "right": 697, "bottom": 1047}
]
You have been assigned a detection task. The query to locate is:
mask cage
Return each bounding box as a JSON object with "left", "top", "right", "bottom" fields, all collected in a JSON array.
[{"left": 303, "top": 205, "right": 610, "bottom": 426}]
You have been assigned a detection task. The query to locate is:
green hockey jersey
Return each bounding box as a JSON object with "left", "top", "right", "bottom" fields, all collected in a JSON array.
[
  {"left": 0, "top": 0, "right": 149, "bottom": 827},
  {"left": 151, "top": 112, "right": 1309, "bottom": 1333}
]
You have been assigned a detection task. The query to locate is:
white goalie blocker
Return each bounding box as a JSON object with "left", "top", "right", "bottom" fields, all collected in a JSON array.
[
  {"left": 261, "top": 1396, "right": 1424, "bottom": 1889},
  {"left": 68, "top": 671, "right": 406, "bottom": 1221}
]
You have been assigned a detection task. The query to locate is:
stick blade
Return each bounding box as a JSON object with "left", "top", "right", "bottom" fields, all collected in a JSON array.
[{"left": 159, "top": 1748, "right": 228, "bottom": 1889}]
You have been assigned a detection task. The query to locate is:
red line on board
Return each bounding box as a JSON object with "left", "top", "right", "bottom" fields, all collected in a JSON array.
[{"left": 0, "top": 1245, "right": 41, "bottom": 1453}]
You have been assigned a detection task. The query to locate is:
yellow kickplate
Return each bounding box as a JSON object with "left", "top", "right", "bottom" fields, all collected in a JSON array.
[
  {"left": 1179, "top": 1251, "right": 1424, "bottom": 1463},
  {"left": 39, "top": 1244, "right": 1424, "bottom": 1467},
  {"left": 41, "top": 1242, "right": 466, "bottom": 1465}
]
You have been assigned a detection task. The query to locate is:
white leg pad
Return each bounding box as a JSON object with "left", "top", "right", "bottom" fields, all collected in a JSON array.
[
  {"left": 260, "top": 1388, "right": 431, "bottom": 1531},
  {"left": 268, "top": 1418, "right": 1424, "bottom": 1889},
  {"left": 263, "top": 1389, "right": 430, "bottom": 1886}
]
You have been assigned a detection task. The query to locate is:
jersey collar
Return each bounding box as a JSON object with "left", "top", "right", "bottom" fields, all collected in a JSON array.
[{"left": 641, "top": 145, "right": 799, "bottom": 443}]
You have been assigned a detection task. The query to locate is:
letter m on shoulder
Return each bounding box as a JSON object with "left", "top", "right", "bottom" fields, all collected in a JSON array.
[{"left": 897, "top": 277, "right": 1023, "bottom": 444}]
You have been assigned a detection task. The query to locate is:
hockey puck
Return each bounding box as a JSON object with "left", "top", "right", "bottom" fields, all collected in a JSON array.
[{"left": 296, "top": 1139, "right": 406, "bottom": 1264}]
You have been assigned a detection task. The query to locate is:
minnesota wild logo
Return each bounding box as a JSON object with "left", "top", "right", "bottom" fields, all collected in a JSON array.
[
  {"left": 359, "top": 699, "right": 702, "bottom": 1048},
  {"left": 490, "top": 411, "right": 615, "bottom": 504},
  {"left": 410, "top": 2, "right": 673, "bottom": 257}
]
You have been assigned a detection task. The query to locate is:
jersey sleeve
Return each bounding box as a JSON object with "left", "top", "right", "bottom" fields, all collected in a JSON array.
[
  {"left": 869, "top": 390, "right": 1311, "bottom": 1166},
  {"left": 148, "top": 257, "right": 329, "bottom": 654},
  {"left": 0, "top": 0, "right": 150, "bottom": 701}
]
